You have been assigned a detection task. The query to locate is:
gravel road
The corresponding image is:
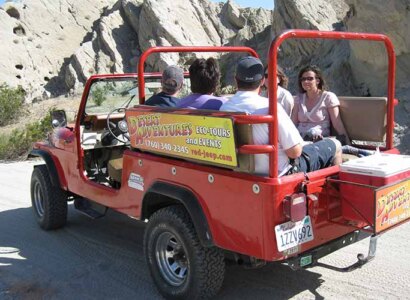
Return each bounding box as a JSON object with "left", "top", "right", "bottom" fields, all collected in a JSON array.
[{"left": 1, "top": 160, "right": 409, "bottom": 300}]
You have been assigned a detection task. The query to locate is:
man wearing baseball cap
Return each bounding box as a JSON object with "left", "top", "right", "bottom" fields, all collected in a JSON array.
[
  {"left": 145, "top": 65, "right": 184, "bottom": 107},
  {"left": 219, "top": 56, "right": 341, "bottom": 176}
]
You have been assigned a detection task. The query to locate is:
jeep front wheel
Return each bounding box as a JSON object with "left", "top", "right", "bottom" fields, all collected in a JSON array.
[
  {"left": 30, "top": 164, "right": 67, "bottom": 230},
  {"left": 144, "top": 205, "right": 225, "bottom": 299}
]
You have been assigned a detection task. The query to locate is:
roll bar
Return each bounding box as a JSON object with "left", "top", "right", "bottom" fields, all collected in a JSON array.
[
  {"left": 136, "top": 30, "right": 396, "bottom": 178},
  {"left": 267, "top": 30, "right": 396, "bottom": 178},
  {"left": 137, "top": 46, "right": 258, "bottom": 102}
]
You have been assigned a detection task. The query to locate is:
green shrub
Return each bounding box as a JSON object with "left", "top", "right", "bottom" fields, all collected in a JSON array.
[
  {"left": 92, "top": 86, "right": 107, "bottom": 106},
  {"left": 0, "top": 84, "right": 25, "bottom": 126},
  {"left": 0, "top": 112, "right": 52, "bottom": 161}
]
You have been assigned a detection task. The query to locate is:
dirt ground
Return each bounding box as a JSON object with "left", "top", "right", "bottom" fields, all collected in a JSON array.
[{"left": 0, "top": 160, "right": 410, "bottom": 300}]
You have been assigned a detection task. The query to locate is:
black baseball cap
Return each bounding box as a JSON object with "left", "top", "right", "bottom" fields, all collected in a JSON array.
[{"left": 235, "top": 56, "right": 264, "bottom": 83}]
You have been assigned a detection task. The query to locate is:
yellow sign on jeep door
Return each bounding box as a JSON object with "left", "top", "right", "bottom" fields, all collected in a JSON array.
[{"left": 126, "top": 111, "right": 238, "bottom": 168}]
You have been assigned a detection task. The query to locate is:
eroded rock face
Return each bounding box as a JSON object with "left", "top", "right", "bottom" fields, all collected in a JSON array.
[
  {"left": 272, "top": 0, "right": 353, "bottom": 95},
  {"left": 344, "top": 0, "right": 410, "bottom": 96},
  {"left": 272, "top": 0, "right": 410, "bottom": 152},
  {"left": 273, "top": 0, "right": 410, "bottom": 98},
  {"left": 0, "top": 0, "right": 272, "bottom": 102},
  {"left": 0, "top": 0, "right": 117, "bottom": 101},
  {"left": 136, "top": 0, "right": 272, "bottom": 72},
  {"left": 65, "top": 2, "right": 139, "bottom": 91}
]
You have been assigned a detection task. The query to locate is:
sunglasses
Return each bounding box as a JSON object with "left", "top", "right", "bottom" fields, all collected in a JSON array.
[{"left": 300, "top": 76, "right": 316, "bottom": 82}]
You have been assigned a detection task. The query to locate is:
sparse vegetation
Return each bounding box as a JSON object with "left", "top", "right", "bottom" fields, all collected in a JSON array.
[
  {"left": 0, "top": 84, "right": 25, "bottom": 126},
  {"left": 91, "top": 86, "right": 107, "bottom": 106},
  {"left": 0, "top": 112, "right": 52, "bottom": 160},
  {"left": 219, "top": 85, "right": 237, "bottom": 95}
]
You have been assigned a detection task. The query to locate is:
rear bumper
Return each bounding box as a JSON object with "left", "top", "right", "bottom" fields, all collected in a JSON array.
[{"left": 286, "top": 230, "right": 375, "bottom": 272}]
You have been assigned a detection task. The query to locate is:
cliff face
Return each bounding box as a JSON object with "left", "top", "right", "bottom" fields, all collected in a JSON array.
[
  {"left": 0, "top": 0, "right": 272, "bottom": 101},
  {"left": 272, "top": 0, "right": 352, "bottom": 95},
  {"left": 0, "top": 0, "right": 118, "bottom": 100},
  {"left": 1, "top": 0, "right": 409, "bottom": 99},
  {"left": 272, "top": 0, "right": 410, "bottom": 152},
  {"left": 0, "top": 0, "right": 409, "bottom": 149}
]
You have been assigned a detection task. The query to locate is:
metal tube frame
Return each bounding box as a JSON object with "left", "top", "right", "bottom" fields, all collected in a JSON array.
[
  {"left": 137, "top": 46, "right": 258, "bottom": 101},
  {"left": 135, "top": 30, "right": 396, "bottom": 179},
  {"left": 267, "top": 30, "right": 395, "bottom": 178}
]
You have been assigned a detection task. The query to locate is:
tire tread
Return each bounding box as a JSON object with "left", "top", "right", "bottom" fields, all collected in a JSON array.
[
  {"left": 145, "top": 205, "right": 225, "bottom": 299},
  {"left": 31, "top": 164, "right": 67, "bottom": 230}
]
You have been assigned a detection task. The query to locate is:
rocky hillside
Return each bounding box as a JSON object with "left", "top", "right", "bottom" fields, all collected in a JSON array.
[
  {"left": 272, "top": 0, "right": 410, "bottom": 152},
  {"left": 0, "top": 0, "right": 272, "bottom": 101},
  {"left": 0, "top": 0, "right": 409, "bottom": 151}
]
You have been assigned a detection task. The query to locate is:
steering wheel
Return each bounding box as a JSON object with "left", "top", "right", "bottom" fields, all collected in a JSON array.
[{"left": 106, "top": 107, "right": 130, "bottom": 144}]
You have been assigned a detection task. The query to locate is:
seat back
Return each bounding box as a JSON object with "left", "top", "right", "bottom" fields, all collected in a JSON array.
[
  {"left": 108, "top": 157, "right": 123, "bottom": 183},
  {"left": 234, "top": 124, "right": 255, "bottom": 173},
  {"left": 338, "top": 97, "right": 387, "bottom": 142}
]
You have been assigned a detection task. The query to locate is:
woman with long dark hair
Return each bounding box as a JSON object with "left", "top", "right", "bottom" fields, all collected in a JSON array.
[
  {"left": 291, "top": 65, "right": 350, "bottom": 143},
  {"left": 292, "top": 65, "right": 373, "bottom": 156}
]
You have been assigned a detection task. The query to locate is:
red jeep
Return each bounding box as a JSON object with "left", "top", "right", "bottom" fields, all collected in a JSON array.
[{"left": 30, "top": 30, "right": 410, "bottom": 299}]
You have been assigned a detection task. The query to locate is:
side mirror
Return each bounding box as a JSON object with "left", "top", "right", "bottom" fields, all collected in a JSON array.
[{"left": 51, "top": 110, "right": 67, "bottom": 128}]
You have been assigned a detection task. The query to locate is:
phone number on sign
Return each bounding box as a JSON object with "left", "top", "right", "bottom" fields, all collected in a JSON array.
[{"left": 145, "top": 140, "right": 188, "bottom": 154}]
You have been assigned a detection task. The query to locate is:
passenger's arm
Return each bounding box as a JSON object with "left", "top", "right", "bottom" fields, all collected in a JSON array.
[
  {"left": 285, "top": 143, "right": 302, "bottom": 159},
  {"left": 289, "top": 96, "right": 295, "bottom": 116},
  {"left": 291, "top": 101, "right": 299, "bottom": 125},
  {"left": 328, "top": 106, "right": 351, "bottom": 145},
  {"left": 283, "top": 92, "right": 294, "bottom": 117}
]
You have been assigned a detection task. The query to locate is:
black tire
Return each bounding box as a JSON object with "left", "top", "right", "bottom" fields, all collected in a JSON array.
[
  {"left": 30, "top": 164, "right": 67, "bottom": 230},
  {"left": 144, "top": 205, "right": 225, "bottom": 299}
]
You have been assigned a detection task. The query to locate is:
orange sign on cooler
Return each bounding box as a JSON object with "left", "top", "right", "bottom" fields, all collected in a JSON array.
[{"left": 375, "top": 179, "right": 410, "bottom": 232}]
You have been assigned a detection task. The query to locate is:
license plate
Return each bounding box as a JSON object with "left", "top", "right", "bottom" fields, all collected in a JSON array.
[{"left": 275, "top": 216, "right": 314, "bottom": 252}]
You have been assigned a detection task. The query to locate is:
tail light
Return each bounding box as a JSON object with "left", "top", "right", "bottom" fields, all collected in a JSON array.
[{"left": 283, "top": 193, "right": 307, "bottom": 222}]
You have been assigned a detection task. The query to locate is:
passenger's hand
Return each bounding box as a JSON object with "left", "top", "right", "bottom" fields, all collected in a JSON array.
[
  {"left": 312, "top": 133, "right": 323, "bottom": 142},
  {"left": 304, "top": 127, "right": 323, "bottom": 143}
]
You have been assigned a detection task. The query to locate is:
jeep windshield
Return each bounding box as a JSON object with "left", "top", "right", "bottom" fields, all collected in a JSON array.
[
  {"left": 85, "top": 77, "right": 156, "bottom": 115},
  {"left": 85, "top": 76, "right": 191, "bottom": 115}
]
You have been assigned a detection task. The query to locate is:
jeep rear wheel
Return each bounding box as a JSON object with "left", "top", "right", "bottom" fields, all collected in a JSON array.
[
  {"left": 144, "top": 205, "right": 225, "bottom": 299},
  {"left": 30, "top": 164, "right": 67, "bottom": 230}
]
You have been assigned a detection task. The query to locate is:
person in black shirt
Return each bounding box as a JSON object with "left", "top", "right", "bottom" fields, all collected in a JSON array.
[{"left": 145, "top": 65, "right": 184, "bottom": 107}]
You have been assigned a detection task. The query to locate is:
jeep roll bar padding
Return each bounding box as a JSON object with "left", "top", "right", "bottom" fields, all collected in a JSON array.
[
  {"left": 142, "top": 181, "right": 214, "bottom": 247},
  {"left": 29, "top": 149, "right": 67, "bottom": 189},
  {"left": 267, "top": 30, "right": 396, "bottom": 177}
]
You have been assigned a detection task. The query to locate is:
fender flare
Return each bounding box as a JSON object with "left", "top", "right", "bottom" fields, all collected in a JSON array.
[
  {"left": 142, "top": 181, "right": 214, "bottom": 247},
  {"left": 30, "top": 149, "right": 67, "bottom": 189}
]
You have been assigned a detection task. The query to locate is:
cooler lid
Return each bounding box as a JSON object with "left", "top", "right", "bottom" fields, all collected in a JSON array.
[{"left": 340, "top": 153, "right": 410, "bottom": 177}]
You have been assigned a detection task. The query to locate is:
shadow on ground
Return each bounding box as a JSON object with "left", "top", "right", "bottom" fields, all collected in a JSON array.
[{"left": 0, "top": 204, "right": 326, "bottom": 299}]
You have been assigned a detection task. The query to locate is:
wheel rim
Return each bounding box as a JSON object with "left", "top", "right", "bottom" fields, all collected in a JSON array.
[
  {"left": 155, "top": 232, "right": 188, "bottom": 286},
  {"left": 33, "top": 181, "right": 45, "bottom": 217}
]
